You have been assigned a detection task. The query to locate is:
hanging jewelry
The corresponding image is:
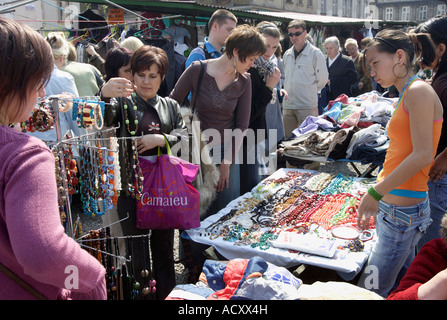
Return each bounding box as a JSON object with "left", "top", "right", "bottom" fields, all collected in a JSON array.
[
  {"left": 132, "top": 139, "right": 144, "bottom": 200},
  {"left": 82, "top": 103, "right": 94, "bottom": 128},
  {"left": 233, "top": 58, "right": 237, "bottom": 74},
  {"left": 94, "top": 102, "right": 104, "bottom": 130}
]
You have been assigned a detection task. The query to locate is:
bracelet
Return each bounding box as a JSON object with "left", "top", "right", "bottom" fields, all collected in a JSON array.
[{"left": 368, "top": 186, "right": 383, "bottom": 201}]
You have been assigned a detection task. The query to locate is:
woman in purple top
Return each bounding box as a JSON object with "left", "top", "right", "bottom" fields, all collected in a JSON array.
[
  {"left": 170, "top": 24, "right": 267, "bottom": 219},
  {"left": 0, "top": 17, "right": 106, "bottom": 300}
]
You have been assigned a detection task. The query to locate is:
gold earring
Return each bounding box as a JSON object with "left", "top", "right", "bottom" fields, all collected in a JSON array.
[{"left": 233, "top": 58, "right": 237, "bottom": 73}]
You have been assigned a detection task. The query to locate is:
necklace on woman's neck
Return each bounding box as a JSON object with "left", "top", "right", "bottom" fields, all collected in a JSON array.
[
  {"left": 399, "top": 74, "right": 419, "bottom": 98},
  {"left": 123, "top": 93, "right": 139, "bottom": 136}
]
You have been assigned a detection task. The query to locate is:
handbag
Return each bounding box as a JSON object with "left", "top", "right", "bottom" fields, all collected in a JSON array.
[{"left": 136, "top": 136, "right": 201, "bottom": 230}]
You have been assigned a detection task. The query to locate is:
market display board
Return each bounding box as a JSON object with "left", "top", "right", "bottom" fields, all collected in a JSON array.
[{"left": 185, "top": 168, "right": 376, "bottom": 280}]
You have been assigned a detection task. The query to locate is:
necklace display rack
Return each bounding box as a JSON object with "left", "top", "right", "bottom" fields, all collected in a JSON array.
[{"left": 25, "top": 95, "right": 156, "bottom": 299}]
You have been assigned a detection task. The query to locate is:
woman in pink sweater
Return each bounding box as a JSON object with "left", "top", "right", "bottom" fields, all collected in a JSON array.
[{"left": 0, "top": 18, "right": 106, "bottom": 300}]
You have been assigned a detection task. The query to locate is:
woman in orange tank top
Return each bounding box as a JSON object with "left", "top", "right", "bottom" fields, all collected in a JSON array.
[{"left": 356, "top": 29, "right": 443, "bottom": 297}]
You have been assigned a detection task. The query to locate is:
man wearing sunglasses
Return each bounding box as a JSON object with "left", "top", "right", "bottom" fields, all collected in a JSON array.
[{"left": 282, "top": 20, "right": 328, "bottom": 145}]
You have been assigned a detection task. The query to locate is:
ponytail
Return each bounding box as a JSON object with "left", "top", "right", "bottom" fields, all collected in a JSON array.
[{"left": 408, "top": 31, "right": 437, "bottom": 69}]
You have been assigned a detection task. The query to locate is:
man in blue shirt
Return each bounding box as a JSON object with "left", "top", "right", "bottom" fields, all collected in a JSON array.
[{"left": 185, "top": 9, "right": 237, "bottom": 69}]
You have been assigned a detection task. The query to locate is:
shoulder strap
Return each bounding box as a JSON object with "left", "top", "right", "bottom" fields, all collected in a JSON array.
[
  {"left": 202, "top": 44, "right": 213, "bottom": 60},
  {"left": 191, "top": 61, "right": 205, "bottom": 114},
  {"left": 0, "top": 262, "right": 47, "bottom": 300}
]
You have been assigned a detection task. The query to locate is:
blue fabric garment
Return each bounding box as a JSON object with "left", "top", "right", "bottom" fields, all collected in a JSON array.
[
  {"left": 27, "top": 65, "right": 80, "bottom": 142},
  {"left": 185, "top": 38, "right": 222, "bottom": 69},
  {"left": 322, "top": 101, "right": 342, "bottom": 123}
]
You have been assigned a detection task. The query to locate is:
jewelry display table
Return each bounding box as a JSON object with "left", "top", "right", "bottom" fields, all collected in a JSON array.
[{"left": 185, "top": 168, "right": 376, "bottom": 280}]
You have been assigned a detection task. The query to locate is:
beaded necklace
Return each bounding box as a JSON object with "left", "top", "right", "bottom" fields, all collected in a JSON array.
[
  {"left": 393, "top": 75, "right": 420, "bottom": 115},
  {"left": 123, "top": 93, "right": 139, "bottom": 136}
]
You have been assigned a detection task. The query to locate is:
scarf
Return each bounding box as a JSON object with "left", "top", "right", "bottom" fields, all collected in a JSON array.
[{"left": 254, "top": 56, "right": 276, "bottom": 82}]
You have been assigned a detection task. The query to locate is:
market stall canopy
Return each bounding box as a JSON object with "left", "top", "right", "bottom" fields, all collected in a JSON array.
[{"left": 65, "top": 0, "right": 403, "bottom": 27}]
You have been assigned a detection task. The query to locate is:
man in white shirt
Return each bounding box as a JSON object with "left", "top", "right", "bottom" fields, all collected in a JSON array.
[{"left": 282, "top": 19, "right": 328, "bottom": 140}]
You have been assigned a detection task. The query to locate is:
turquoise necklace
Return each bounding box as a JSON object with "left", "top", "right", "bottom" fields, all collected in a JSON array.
[{"left": 393, "top": 75, "right": 420, "bottom": 114}]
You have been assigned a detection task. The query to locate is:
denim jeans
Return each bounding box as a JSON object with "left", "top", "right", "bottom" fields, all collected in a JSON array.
[
  {"left": 418, "top": 176, "right": 447, "bottom": 251},
  {"left": 357, "top": 197, "right": 432, "bottom": 297}
]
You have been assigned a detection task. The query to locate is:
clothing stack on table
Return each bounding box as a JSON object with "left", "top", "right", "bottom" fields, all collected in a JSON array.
[{"left": 277, "top": 91, "right": 395, "bottom": 167}]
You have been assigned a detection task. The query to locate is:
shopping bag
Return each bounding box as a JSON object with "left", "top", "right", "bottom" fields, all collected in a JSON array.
[{"left": 136, "top": 137, "right": 201, "bottom": 230}]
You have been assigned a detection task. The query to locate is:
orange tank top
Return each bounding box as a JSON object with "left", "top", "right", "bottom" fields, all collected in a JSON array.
[{"left": 377, "top": 77, "right": 443, "bottom": 197}]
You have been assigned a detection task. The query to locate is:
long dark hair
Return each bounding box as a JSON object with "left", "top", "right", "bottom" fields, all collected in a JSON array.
[{"left": 414, "top": 16, "right": 447, "bottom": 83}]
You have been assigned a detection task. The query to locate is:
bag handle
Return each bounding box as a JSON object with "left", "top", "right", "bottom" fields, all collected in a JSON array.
[
  {"left": 157, "top": 134, "right": 172, "bottom": 156},
  {"left": 191, "top": 60, "right": 205, "bottom": 115}
]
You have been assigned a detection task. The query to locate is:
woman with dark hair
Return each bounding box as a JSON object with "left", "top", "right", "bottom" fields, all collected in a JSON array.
[
  {"left": 103, "top": 45, "right": 186, "bottom": 300},
  {"left": 98, "top": 46, "right": 135, "bottom": 100},
  {"left": 0, "top": 17, "right": 106, "bottom": 300},
  {"left": 356, "top": 29, "right": 443, "bottom": 297},
  {"left": 170, "top": 24, "right": 266, "bottom": 281},
  {"left": 170, "top": 24, "right": 267, "bottom": 217},
  {"left": 413, "top": 16, "right": 447, "bottom": 251}
]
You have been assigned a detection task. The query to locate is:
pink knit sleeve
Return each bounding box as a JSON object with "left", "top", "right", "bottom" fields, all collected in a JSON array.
[{"left": 4, "top": 143, "right": 106, "bottom": 299}]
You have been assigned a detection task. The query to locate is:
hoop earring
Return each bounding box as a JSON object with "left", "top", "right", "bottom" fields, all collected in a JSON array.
[{"left": 392, "top": 63, "right": 409, "bottom": 79}]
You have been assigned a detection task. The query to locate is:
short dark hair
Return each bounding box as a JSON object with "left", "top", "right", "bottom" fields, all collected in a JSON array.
[
  {"left": 130, "top": 45, "right": 169, "bottom": 77},
  {"left": 104, "top": 46, "right": 133, "bottom": 81},
  {"left": 224, "top": 24, "right": 267, "bottom": 62},
  {"left": 0, "top": 17, "right": 53, "bottom": 120},
  {"left": 288, "top": 19, "right": 306, "bottom": 31},
  {"left": 206, "top": 9, "right": 237, "bottom": 35}
]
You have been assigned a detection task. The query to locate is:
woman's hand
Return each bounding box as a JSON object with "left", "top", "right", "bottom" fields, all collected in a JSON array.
[
  {"left": 265, "top": 67, "right": 281, "bottom": 90},
  {"left": 101, "top": 78, "right": 135, "bottom": 98},
  {"left": 357, "top": 192, "right": 379, "bottom": 230},
  {"left": 216, "top": 163, "right": 231, "bottom": 192},
  {"left": 429, "top": 150, "right": 447, "bottom": 182},
  {"left": 280, "top": 89, "right": 288, "bottom": 101},
  {"left": 136, "top": 134, "right": 165, "bottom": 154}
]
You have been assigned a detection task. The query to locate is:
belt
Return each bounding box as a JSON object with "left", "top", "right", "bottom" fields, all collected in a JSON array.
[{"left": 378, "top": 199, "right": 429, "bottom": 226}]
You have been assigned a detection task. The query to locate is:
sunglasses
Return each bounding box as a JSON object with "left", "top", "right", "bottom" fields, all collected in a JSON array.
[{"left": 288, "top": 30, "right": 305, "bottom": 37}]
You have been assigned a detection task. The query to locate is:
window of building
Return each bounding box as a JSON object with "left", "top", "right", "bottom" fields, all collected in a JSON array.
[
  {"left": 321, "top": 0, "right": 327, "bottom": 14},
  {"left": 333, "top": 0, "right": 338, "bottom": 15},
  {"left": 297, "top": 0, "right": 304, "bottom": 5},
  {"left": 342, "top": 0, "right": 352, "bottom": 17},
  {"left": 401, "top": 7, "right": 410, "bottom": 21},
  {"left": 385, "top": 7, "right": 393, "bottom": 20},
  {"left": 308, "top": 0, "right": 313, "bottom": 7},
  {"left": 437, "top": 4, "right": 446, "bottom": 15},
  {"left": 419, "top": 5, "right": 428, "bottom": 20}
]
